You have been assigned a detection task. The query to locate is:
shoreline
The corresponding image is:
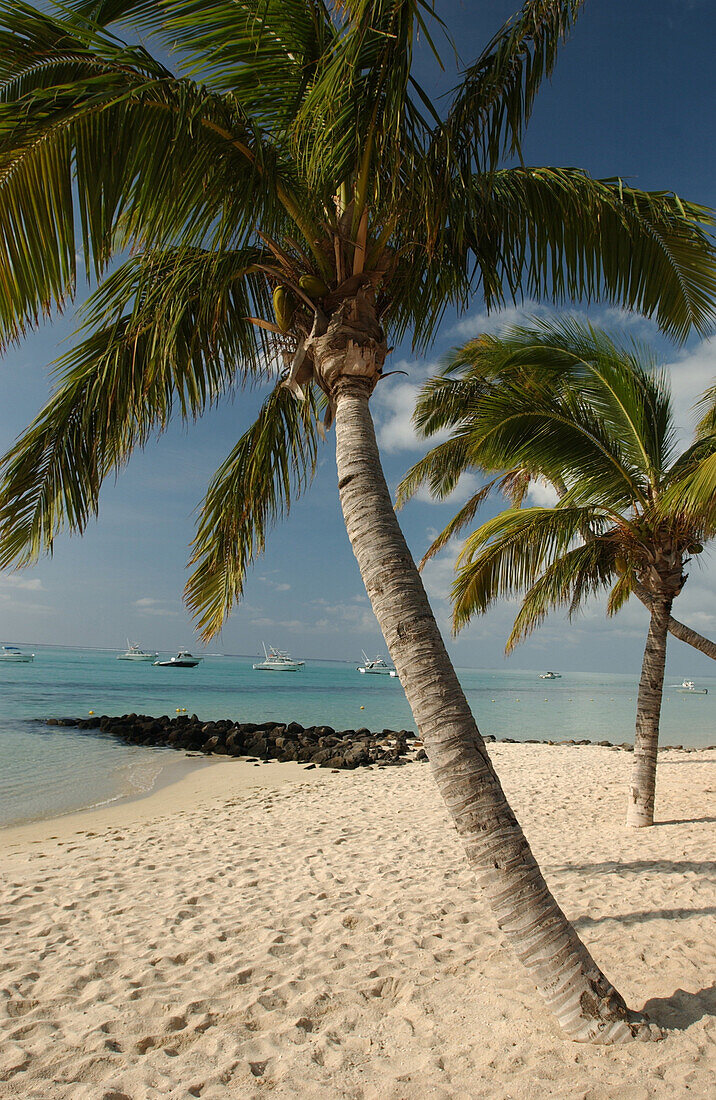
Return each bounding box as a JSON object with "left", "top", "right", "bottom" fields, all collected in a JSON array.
[
  {"left": 0, "top": 756, "right": 326, "bottom": 851},
  {"left": 3, "top": 710, "right": 714, "bottom": 839}
]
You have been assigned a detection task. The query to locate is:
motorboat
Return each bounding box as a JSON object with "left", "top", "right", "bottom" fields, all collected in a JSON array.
[
  {"left": 0, "top": 645, "right": 35, "bottom": 662},
  {"left": 253, "top": 644, "right": 305, "bottom": 671},
  {"left": 153, "top": 650, "right": 203, "bottom": 668},
  {"left": 117, "top": 640, "right": 158, "bottom": 661},
  {"left": 539, "top": 671, "right": 562, "bottom": 679},
  {"left": 357, "top": 651, "right": 398, "bottom": 677},
  {"left": 673, "top": 679, "right": 708, "bottom": 694}
]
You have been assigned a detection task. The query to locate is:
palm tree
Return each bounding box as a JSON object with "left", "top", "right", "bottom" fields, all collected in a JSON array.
[
  {"left": 1, "top": 0, "right": 715, "bottom": 1041},
  {"left": 397, "top": 330, "right": 716, "bottom": 662},
  {"left": 400, "top": 318, "right": 715, "bottom": 827}
]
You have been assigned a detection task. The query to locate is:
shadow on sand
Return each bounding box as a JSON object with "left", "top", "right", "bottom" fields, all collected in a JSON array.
[
  {"left": 572, "top": 905, "right": 716, "bottom": 929},
  {"left": 642, "top": 983, "right": 716, "bottom": 1031},
  {"left": 552, "top": 858, "right": 716, "bottom": 876}
]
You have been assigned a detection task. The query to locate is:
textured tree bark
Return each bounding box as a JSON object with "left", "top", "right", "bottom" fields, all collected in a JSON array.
[
  {"left": 631, "top": 578, "right": 716, "bottom": 661},
  {"left": 626, "top": 595, "right": 673, "bottom": 828},
  {"left": 332, "top": 380, "right": 658, "bottom": 1043}
]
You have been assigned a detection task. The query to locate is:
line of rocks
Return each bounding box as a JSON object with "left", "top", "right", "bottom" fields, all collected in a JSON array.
[
  {"left": 44, "top": 714, "right": 429, "bottom": 769},
  {"left": 41, "top": 714, "right": 714, "bottom": 763}
]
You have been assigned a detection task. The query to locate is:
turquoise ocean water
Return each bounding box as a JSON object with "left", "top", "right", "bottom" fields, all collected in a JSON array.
[{"left": 1, "top": 646, "right": 714, "bottom": 828}]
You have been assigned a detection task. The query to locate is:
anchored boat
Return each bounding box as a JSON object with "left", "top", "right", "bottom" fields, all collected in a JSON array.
[
  {"left": 117, "top": 640, "right": 158, "bottom": 661},
  {"left": 0, "top": 645, "right": 35, "bottom": 663},
  {"left": 673, "top": 679, "right": 708, "bottom": 694},
  {"left": 153, "top": 650, "right": 203, "bottom": 668},
  {"left": 253, "top": 644, "right": 305, "bottom": 671},
  {"left": 357, "top": 651, "right": 398, "bottom": 677}
]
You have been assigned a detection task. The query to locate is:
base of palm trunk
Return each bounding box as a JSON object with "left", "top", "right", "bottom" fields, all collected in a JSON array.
[{"left": 626, "top": 802, "right": 655, "bottom": 827}]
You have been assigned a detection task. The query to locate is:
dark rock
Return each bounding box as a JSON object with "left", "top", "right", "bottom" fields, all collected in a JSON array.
[{"left": 415, "top": 749, "right": 428, "bottom": 762}]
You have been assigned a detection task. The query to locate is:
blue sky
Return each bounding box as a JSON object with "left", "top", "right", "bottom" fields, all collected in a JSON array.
[{"left": 1, "top": 0, "right": 716, "bottom": 673}]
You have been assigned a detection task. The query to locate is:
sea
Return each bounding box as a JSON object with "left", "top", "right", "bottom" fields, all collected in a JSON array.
[{"left": 1, "top": 646, "right": 714, "bottom": 829}]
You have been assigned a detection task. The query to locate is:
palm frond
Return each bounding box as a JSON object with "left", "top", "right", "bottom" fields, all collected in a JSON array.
[
  {"left": 186, "top": 383, "right": 322, "bottom": 639},
  {"left": 695, "top": 381, "right": 716, "bottom": 438},
  {"left": 451, "top": 504, "right": 609, "bottom": 631},
  {"left": 0, "top": 244, "right": 270, "bottom": 567},
  {"left": 462, "top": 168, "right": 716, "bottom": 342},
  {"left": 395, "top": 434, "right": 472, "bottom": 508},
  {"left": 416, "top": 478, "right": 503, "bottom": 568},
  {"left": 606, "top": 569, "right": 636, "bottom": 617},
  {"left": 440, "top": 1, "right": 585, "bottom": 172},
  {"left": 0, "top": 6, "right": 320, "bottom": 342},
  {"left": 504, "top": 537, "right": 615, "bottom": 651},
  {"left": 663, "top": 448, "right": 716, "bottom": 530}
]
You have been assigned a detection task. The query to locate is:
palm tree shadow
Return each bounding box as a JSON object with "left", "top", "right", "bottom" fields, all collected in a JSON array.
[
  {"left": 553, "top": 859, "right": 716, "bottom": 876},
  {"left": 572, "top": 905, "right": 716, "bottom": 929},
  {"left": 653, "top": 816, "right": 716, "bottom": 826},
  {"left": 642, "top": 983, "right": 716, "bottom": 1031}
]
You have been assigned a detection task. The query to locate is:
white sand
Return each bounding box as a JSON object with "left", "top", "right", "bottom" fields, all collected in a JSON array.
[{"left": 1, "top": 744, "right": 714, "bottom": 1099}]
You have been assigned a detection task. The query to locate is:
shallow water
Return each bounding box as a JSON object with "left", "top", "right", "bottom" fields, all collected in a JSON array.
[{"left": 0, "top": 646, "right": 714, "bottom": 827}]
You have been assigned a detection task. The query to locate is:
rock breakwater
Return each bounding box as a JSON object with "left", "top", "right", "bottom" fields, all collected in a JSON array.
[{"left": 44, "top": 714, "right": 429, "bottom": 769}]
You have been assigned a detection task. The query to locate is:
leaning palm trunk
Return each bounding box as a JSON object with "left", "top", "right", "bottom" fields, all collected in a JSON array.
[
  {"left": 330, "top": 371, "right": 653, "bottom": 1043},
  {"left": 632, "top": 579, "right": 716, "bottom": 661},
  {"left": 627, "top": 596, "right": 673, "bottom": 827}
]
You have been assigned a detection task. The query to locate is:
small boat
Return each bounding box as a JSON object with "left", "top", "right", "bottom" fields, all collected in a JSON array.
[
  {"left": 153, "top": 650, "right": 203, "bottom": 668},
  {"left": 673, "top": 679, "right": 708, "bottom": 695},
  {"left": 253, "top": 643, "right": 305, "bottom": 671},
  {"left": 0, "top": 645, "right": 35, "bottom": 662},
  {"left": 540, "top": 671, "right": 562, "bottom": 680},
  {"left": 357, "top": 651, "right": 398, "bottom": 677},
  {"left": 117, "top": 640, "right": 158, "bottom": 661}
]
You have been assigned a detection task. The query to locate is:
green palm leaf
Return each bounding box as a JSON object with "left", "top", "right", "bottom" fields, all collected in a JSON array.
[
  {"left": 186, "top": 383, "right": 322, "bottom": 639},
  {"left": 452, "top": 503, "right": 609, "bottom": 630},
  {"left": 0, "top": 244, "right": 272, "bottom": 567}
]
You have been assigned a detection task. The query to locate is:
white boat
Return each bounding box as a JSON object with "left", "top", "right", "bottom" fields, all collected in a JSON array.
[
  {"left": 673, "top": 679, "right": 708, "bottom": 695},
  {"left": 117, "top": 640, "right": 158, "bottom": 661},
  {"left": 153, "top": 649, "right": 203, "bottom": 668},
  {"left": 253, "top": 643, "right": 305, "bottom": 672},
  {"left": 0, "top": 645, "right": 35, "bottom": 663},
  {"left": 539, "top": 671, "right": 562, "bottom": 679},
  {"left": 357, "top": 651, "right": 398, "bottom": 677}
]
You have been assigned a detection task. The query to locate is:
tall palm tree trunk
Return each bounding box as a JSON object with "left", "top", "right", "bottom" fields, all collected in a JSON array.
[
  {"left": 332, "top": 377, "right": 656, "bottom": 1043},
  {"left": 626, "top": 596, "right": 673, "bottom": 827}
]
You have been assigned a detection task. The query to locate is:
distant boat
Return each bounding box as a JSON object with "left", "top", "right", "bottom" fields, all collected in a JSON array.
[
  {"left": 539, "top": 671, "right": 562, "bottom": 679},
  {"left": 0, "top": 645, "right": 35, "bottom": 663},
  {"left": 253, "top": 643, "right": 305, "bottom": 672},
  {"left": 153, "top": 650, "right": 203, "bottom": 668},
  {"left": 673, "top": 679, "right": 708, "bottom": 695},
  {"left": 357, "top": 651, "right": 398, "bottom": 677},
  {"left": 117, "top": 640, "right": 157, "bottom": 662}
]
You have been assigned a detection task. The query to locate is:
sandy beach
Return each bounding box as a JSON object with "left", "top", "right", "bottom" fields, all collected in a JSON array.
[{"left": 1, "top": 744, "right": 714, "bottom": 1099}]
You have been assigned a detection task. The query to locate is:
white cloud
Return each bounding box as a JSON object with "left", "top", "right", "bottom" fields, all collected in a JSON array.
[
  {"left": 260, "top": 577, "right": 291, "bottom": 592},
  {"left": 133, "top": 597, "right": 179, "bottom": 617},
  {"left": 249, "top": 617, "right": 305, "bottom": 631},
  {"left": 450, "top": 300, "right": 551, "bottom": 339},
  {"left": 526, "top": 477, "right": 560, "bottom": 507},
  {"left": 373, "top": 359, "right": 445, "bottom": 453},
  {"left": 0, "top": 575, "right": 44, "bottom": 591},
  {"left": 663, "top": 336, "right": 716, "bottom": 441}
]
